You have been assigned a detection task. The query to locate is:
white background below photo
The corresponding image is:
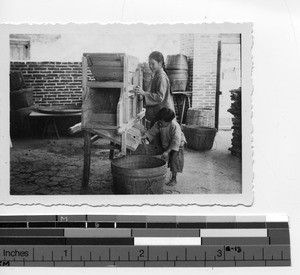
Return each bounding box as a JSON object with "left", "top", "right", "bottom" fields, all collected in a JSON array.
[{"left": 0, "top": 0, "right": 300, "bottom": 275}]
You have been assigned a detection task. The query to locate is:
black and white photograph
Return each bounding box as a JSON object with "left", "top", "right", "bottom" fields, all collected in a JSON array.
[
  {"left": 1, "top": 23, "right": 252, "bottom": 206},
  {"left": 1, "top": 0, "right": 300, "bottom": 274}
]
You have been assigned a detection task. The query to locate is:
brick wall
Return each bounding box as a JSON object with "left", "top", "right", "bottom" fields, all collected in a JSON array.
[
  {"left": 180, "top": 34, "right": 194, "bottom": 93},
  {"left": 180, "top": 34, "right": 218, "bottom": 111},
  {"left": 10, "top": 62, "right": 91, "bottom": 107}
]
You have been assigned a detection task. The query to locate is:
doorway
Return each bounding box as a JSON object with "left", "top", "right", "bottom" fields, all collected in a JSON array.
[{"left": 218, "top": 43, "right": 241, "bottom": 130}]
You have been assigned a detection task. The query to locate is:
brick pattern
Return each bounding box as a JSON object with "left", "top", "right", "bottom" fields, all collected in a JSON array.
[
  {"left": 180, "top": 34, "right": 194, "bottom": 93},
  {"left": 174, "top": 34, "right": 194, "bottom": 123},
  {"left": 10, "top": 62, "right": 94, "bottom": 107},
  {"left": 180, "top": 34, "right": 218, "bottom": 111}
]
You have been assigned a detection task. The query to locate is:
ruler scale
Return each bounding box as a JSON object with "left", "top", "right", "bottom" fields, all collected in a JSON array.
[{"left": 0, "top": 215, "right": 291, "bottom": 267}]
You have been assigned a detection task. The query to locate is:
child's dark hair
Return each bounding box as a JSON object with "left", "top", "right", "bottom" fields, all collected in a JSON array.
[
  {"left": 149, "top": 51, "right": 165, "bottom": 68},
  {"left": 156, "top": 107, "right": 175, "bottom": 122}
]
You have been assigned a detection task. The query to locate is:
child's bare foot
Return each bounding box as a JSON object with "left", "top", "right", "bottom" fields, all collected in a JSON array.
[{"left": 166, "top": 179, "right": 177, "bottom": 186}]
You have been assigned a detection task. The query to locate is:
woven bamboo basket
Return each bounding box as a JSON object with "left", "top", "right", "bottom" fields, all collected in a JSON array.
[
  {"left": 186, "top": 108, "right": 215, "bottom": 128},
  {"left": 10, "top": 88, "right": 34, "bottom": 110},
  {"left": 182, "top": 125, "right": 217, "bottom": 151},
  {"left": 131, "top": 144, "right": 164, "bottom": 158},
  {"left": 111, "top": 155, "right": 167, "bottom": 194}
]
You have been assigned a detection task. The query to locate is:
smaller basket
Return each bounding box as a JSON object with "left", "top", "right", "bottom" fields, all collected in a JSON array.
[
  {"left": 182, "top": 125, "right": 217, "bottom": 151},
  {"left": 186, "top": 108, "right": 215, "bottom": 128},
  {"left": 10, "top": 88, "right": 34, "bottom": 110}
]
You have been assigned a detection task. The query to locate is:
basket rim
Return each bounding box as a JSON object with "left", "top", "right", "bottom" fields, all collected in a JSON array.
[
  {"left": 111, "top": 155, "right": 167, "bottom": 170},
  {"left": 182, "top": 125, "right": 217, "bottom": 131}
]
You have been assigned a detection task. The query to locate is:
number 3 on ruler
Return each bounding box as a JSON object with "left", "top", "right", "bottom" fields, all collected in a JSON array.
[{"left": 217, "top": 250, "right": 222, "bottom": 257}]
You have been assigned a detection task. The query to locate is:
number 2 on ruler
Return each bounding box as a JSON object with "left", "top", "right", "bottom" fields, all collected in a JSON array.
[{"left": 139, "top": 249, "right": 145, "bottom": 258}]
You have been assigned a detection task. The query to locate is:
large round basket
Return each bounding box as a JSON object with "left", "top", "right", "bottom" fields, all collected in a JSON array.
[
  {"left": 111, "top": 155, "right": 167, "bottom": 194},
  {"left": 182, "top": 125, "right": 217, "bottom": 151}
]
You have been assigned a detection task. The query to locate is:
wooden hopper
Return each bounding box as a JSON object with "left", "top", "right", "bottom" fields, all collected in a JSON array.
[{"left": 81, "top": 53, "right": 145, "bottom": 153}]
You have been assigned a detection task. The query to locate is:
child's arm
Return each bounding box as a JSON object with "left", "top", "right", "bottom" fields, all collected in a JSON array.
[
  {"left": 162, "top": 148, "right": 172, "bottom": 159},
  {"left": 142, "top": 122, "right": 160, "bottom": 143}
]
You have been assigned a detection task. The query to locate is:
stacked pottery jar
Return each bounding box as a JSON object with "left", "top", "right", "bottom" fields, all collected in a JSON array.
[{"left": 165, "top": 54, "right": 189, "bottom": 93}]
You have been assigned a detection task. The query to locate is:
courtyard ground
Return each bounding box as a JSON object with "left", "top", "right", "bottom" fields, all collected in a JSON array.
[{"left": 10, "top": 130, "right": 241, "bottom": 195}]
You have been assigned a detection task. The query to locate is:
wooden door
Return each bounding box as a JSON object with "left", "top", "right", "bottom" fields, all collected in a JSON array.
[{"left": 215, "top": 41, "right": 222, "bottom": 130}]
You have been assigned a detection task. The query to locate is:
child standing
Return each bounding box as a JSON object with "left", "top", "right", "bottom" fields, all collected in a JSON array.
[{"left": 142, "top": 107, "right": 186, "bottom": 186}]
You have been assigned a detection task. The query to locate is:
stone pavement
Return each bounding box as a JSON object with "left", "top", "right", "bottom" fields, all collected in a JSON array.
[
  {"left": 10, "top": 138, "right": 113, "bottom": 195},
  {"left": 10, "top": 131, "right": 242, "bottom": 195}
]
